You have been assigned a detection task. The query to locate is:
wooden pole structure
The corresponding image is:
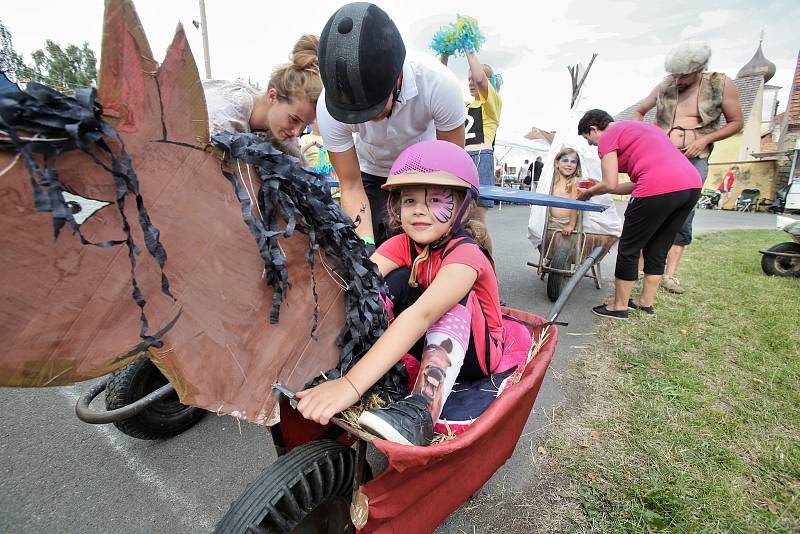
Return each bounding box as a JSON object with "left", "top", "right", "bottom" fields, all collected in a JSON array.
[
  {"left": 568, "top": 53, "right": 598, "bottom": 109},
  {"left": 198, "top": 0, "right": 212, "bottom": 79}
]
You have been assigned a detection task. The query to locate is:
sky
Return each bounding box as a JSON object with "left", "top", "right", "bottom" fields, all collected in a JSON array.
[{"left": 4, "top": 0, "right": 799, "bottom": 142}]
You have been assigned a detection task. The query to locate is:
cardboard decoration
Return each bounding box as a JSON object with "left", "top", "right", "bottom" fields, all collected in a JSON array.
[{"left": 0, "top": 0, "right": 347, "bottom": 425}]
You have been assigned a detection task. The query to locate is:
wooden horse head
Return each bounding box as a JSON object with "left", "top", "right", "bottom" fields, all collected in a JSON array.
[{"left": 0, "top": 0, "right": 345, "bottom": 424}]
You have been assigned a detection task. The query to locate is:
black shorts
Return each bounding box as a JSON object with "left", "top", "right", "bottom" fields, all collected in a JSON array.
[{"left": 384, "top": 268, "right": 485, "bottom": 381}]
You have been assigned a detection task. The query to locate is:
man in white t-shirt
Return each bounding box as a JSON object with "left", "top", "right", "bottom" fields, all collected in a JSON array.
[{"left": 317, "top": 2, "right": 466, "bottom": 245}]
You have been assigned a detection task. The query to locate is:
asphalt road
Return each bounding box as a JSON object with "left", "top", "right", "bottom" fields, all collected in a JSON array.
[{"left": 0, "top": 204, "right": 778, "bottom": 534}]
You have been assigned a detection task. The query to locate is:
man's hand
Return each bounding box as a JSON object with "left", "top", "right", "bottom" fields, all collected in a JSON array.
[
  {"left": 681, "top": 136, "right": 711, "bottom": 159},
  {"left": 295, "top": 378, "right": 361, "bottom": 426}
]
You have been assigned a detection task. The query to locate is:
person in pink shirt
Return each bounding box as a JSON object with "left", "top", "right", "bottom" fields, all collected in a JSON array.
[{"left": 576, "top": 109, "right": 702, "bottom": 319}]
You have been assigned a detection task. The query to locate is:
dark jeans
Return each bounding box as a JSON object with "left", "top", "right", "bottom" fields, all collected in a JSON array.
[
  {"left": 673, "top": 157, "right": 708, "bottom": 246},
  {"left": 361, "top": 171, "right": 390, "bottom": 246},
  {"left": 384, "top": 268, "right": 484, "bottom": 381},
  {"left": 616, "top": 188, "right": 701, "bottom": 281}
]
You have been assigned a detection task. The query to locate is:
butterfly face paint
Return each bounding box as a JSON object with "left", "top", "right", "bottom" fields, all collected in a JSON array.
[{"left": 425, "top": 188, "right": 454, "bottom": 224}]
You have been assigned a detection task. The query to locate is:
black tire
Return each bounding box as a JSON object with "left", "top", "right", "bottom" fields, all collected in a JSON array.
[
  {"left": 761, "top": 242, "right": 800, "bottom": 277},
  {"left": 215, "top": 440, "right": 360, "bottom": 534},
  {"left": 546, "top": 246, "right": 572, "bottom": 302},
  {"left": 105, "top": 358, "right": 206, "bottom": 440}
]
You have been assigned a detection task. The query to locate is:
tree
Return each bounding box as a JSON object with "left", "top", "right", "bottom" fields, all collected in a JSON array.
[
  {"left": 0, "top": 20, "right": 27, "bottom": 83},
  {"left": 28, "top": 40, "right": 97, "bottom": 91},
  {"left": 0, "top": 19, "right": 97, "bottom": 92}
]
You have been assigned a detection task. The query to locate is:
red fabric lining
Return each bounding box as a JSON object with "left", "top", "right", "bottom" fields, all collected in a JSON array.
[{"left": 360, "top": 308, "right": 556, "bottom": 532}]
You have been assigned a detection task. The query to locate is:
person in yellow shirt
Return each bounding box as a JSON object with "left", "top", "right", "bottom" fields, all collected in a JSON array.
[{"left": 442, "top": 47, "right": 502, "bottom": 253}]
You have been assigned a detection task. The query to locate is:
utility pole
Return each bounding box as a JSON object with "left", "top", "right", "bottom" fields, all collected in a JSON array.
[{"left": 198, "top": 0, "right": 212, "bottom": 79}]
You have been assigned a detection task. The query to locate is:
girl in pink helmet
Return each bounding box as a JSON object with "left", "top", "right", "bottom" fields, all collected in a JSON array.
[{"left": 296, "top": 140, "right": 505, "bottom": 446}]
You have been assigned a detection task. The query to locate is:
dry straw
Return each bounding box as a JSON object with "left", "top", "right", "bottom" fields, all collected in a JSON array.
[{"left": 343, "top": 324, "right": 551, "bottom": 444}]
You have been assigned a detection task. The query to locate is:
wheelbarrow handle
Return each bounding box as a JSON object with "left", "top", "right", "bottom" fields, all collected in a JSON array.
[
  {"left": 547, "top": 246, "right": 604, "bottom": 324},
  {"left": 75, "top": 377, "right": 176, "bottom": 424}
]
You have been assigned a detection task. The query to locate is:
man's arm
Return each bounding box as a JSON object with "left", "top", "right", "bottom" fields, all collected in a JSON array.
[
  {"left": 632, "top": 85, "right": 658, "bottom": 121},
  {"left": 683, "top": 77, "right": 743, "bottom": 158},
  {"left": 436, "top": 124, "right": 466, "bottom": 148},
  {"left": 328, "top": 148, "right": 373, "bottom": 240}
]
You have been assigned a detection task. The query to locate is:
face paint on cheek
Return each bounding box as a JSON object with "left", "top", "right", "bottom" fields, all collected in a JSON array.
[{"left": 426, "top": 189, "right": 454, "bottom": 224}]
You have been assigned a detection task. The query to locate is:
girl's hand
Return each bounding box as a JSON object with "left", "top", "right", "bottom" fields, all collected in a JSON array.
[
  {"left": 295, "top": 379, "right": 361, "bottom": 425},
  {"left": 562, "top": 223, "right": 575, "bottom": 236}
]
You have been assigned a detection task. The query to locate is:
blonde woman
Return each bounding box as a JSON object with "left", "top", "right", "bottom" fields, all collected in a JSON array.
[{"left": 203, "top": 34, "right": 321, "bottom": 153}]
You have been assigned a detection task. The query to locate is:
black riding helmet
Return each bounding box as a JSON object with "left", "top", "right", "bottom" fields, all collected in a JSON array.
[{"left": 318, "top": 2, "right": 406, "bottom": 124}]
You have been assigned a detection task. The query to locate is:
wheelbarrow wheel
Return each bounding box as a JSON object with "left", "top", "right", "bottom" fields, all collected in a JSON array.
[
  {"left": 761, "top": 242, "right": 800, "bottom": 277},
  {"left": 546, "top": 246, "right": 571, "bottom": 302},
  {"left": 215, "top": 439, "right": 359, "bottom": 534},
  {"left": 105, "top": 358, "right": 205, "bottom": 440}
]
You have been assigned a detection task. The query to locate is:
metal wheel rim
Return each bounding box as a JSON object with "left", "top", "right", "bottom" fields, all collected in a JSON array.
[
  {"left": 138, "top": 366, "right": 185, "bottom": 416},
  {"left": 774, "top": 256, "right": 800, "bottom": 276}
]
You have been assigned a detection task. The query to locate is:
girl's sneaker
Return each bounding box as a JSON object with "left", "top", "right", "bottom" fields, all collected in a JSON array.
[{"left": 357, "top": 394, "right": 434, "bottom": 446}]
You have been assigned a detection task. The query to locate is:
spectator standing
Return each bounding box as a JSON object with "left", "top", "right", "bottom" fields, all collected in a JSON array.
[
  {"left": 632, "top": 40, "right": 742, "bottom": 294},
  {"left": 316, "top": 3, "right": 466, "bottom": 246},
  {"left": 577, "top": 110, "right": 702, "bottom": 319}
]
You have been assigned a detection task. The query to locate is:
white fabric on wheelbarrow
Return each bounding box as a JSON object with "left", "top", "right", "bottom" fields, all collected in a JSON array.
[{"left": 526, "top": 123, "right": 621, "bottom": 248}]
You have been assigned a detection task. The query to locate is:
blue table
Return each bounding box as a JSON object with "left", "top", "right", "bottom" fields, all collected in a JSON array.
[
  {"left": 479, "top": 186, "right": 607, "bottom": 212},
  {"left": 324, "top": 180, "right": 607, "bottom": 213}
]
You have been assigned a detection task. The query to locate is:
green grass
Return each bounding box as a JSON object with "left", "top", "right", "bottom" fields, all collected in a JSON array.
[{"left": 544, "top": 229, "right": 800, "bottom": 533}]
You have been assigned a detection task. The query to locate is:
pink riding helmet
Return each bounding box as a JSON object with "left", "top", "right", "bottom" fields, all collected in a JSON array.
[{"left": 382, "top": 140, "right": 480, "bottom": 194}]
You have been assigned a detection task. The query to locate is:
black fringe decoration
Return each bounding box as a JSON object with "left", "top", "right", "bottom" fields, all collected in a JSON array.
[
  {"left": 211, "top": 131, "right": 407, "bottom": 397},
  {"left": 0, "top": 83, "right": 174, "bottom": 348}
]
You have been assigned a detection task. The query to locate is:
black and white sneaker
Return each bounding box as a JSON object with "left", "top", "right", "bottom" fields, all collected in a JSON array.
[
  {"left": 357, "top": 394, "right": 434, "bottom": 446},
  {"left": 591, "top": 304, "right": 629, "bottom": 320}
]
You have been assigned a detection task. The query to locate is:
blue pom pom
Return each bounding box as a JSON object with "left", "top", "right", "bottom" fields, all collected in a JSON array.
[
  {"left": 313, "top": 146, "right": 333, "bottom": 175},
  {"left": 429, "top": 15, "right": 485, "bottom": 58}
]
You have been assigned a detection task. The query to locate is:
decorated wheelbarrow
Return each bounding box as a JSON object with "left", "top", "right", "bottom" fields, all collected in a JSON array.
[
  {"left": 1, "top": 1, "right": 607, "bottom": 531},
  {"left": 0, "top": 0, "right": 355, "bottom": 441},
  {"left": 214, "top": 249, "right": 602, "bottom": 533},
  {"left": 760, "top": 217, "right": 800, "bottom": 277},
  {"left": 531, "top": 206, "right": 617, "bottom": 302},
  {"left": 476, "top": 185, "right": 615, "bottom": 302}
]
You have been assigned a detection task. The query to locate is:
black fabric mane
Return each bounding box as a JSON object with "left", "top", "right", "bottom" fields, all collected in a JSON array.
[
  {"left": 211, "top": 132, "right": 407, "bottom": 397},
  {"left": 0, "top": 83, "right": 173, "bottom": 348}
]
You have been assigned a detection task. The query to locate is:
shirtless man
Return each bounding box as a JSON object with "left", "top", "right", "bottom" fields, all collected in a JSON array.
[{"left": 632, "top": 40, "right": 743, "bottom": 293}]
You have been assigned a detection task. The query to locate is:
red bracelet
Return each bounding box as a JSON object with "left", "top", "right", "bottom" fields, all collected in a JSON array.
[{"left": 342, "top": 375, "right": 362, "bottom": 399}]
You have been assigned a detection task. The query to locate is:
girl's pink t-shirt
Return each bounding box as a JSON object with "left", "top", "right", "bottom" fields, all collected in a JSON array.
[
  {"left": 377, "top": 234, "right": 504, "bottom": 363},
  {"left": 597, "top": 121, "right": 702, "bottom": 198}
]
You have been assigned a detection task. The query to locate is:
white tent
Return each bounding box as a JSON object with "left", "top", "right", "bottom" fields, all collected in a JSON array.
[
  {"left": 493, "top": 138, "right": 549, "bottom": 183},
  {"left": 526, "top": 75, "right": 622, "bottom": 247}
]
